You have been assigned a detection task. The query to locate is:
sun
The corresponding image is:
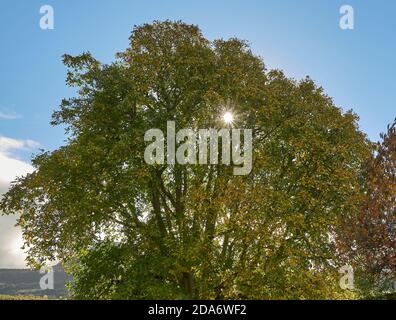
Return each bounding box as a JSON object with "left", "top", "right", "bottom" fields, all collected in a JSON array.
[{"left": 223, "top": 111, "right": 234, "bottom": 125}]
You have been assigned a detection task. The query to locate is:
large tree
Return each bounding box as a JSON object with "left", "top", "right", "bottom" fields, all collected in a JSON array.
[
  {"left": 0, "top": 21, "right": 370, "bottom": 299},
  {"left": 339, "top": 119, "right": 396, "bottom": 298}
]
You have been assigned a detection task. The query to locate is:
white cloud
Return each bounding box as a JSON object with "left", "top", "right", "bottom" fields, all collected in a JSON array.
[
  {"left": 0, "top": 136, "right": 37, "bottom": 184},
  {"left": 0, "top": 136, "right": 38, "bottom": 268},
  {"left": 0, "top": 153, "right": 34, "bottom": 185},
  {"left": 0, "top": 215, "right": 27, "bottom": 269},
  {"left": 0, "top": 136, "right": 39, "bottom": 155},
  {"left": 0, "top": 111, "right": 20, "bottom": 120}
]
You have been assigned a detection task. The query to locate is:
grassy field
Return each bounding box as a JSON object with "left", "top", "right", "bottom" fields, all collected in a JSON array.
[{"left": 0, "top": 295, "right": 49, "bottom": 300}]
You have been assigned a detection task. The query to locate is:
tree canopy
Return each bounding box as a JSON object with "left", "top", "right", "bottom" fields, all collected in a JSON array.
[
  {"left": 340, "top": 119, "right": 396, "bottom": 297},
  {"left": 0, "top": 21, "right": 372, "bottom": 299}
]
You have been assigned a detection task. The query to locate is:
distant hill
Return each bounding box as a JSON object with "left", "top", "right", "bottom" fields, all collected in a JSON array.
[{"left": 0, "top": 264, "right": 71, "bottom": 298}]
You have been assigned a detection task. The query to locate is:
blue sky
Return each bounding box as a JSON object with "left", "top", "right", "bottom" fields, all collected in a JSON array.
[{"left": 0, "top": 0, "right": 395, "bottom": 267}]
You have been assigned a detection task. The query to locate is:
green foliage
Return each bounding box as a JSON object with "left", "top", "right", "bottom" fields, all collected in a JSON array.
[
  {"left": 0, "top": 21, "right": 370, "bottom": 299},
  {"left": 0, "top": 295, "right": 48, "bottom": 300}
]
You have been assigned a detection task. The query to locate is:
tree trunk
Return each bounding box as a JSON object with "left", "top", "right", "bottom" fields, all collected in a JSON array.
[{"left": 181, "top": 272, "right": 194, "bottom": 298}]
